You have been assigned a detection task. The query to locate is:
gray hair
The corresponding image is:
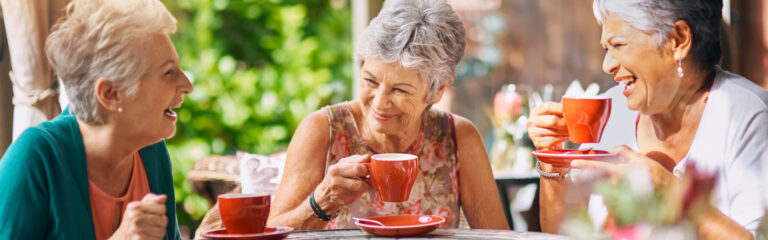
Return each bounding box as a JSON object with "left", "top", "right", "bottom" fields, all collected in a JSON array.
[
  {"left": 46, "top": 0, "right": 177, "bottom": 124},
  {"left": 593, "top": 0, "right": 722, "bottom": 70},
  {"left": 354, "top": 0, "right": 466, "bottom": 102}
]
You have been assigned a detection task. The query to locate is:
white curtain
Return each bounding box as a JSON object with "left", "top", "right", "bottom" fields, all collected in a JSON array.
[{"left": 1, "top": 0, "right": 67, "bottom": 139}]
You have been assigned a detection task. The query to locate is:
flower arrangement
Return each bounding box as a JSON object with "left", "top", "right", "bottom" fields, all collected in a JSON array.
[
  {"left": 562, "top": 162, "right": 716, "bottom": 240},
  {"left": 487, "top": 84, "right": 533, "bottom": 173}
]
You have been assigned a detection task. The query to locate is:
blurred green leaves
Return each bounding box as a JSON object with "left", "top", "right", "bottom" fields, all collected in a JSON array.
[{"left": 162, "top": 0, "right": 352, "bottom": 230}]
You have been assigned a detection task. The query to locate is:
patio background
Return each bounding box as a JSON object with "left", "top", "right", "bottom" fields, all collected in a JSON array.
[{"left": 1, "top": 0, "right": 767, "bottom": 238}]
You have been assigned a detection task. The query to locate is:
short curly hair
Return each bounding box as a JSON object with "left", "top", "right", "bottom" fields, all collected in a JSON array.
[
  {"left": 46, "top": 0, "right": 177, "bottom": 124},
  {"left": 354, "top": 0, "right": 466, "bottom": 102}
]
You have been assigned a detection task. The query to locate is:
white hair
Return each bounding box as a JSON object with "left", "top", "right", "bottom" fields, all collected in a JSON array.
[
  {"left": 592, "top": 0, "right": 722, "bottom": 70},
  {"left": 354, "top": 0, "right": 466, "bottom": 102},
  {"left": 46, "top": 0, "right": 177, "bottom": 124},
  {"left": 592, "top": 0, "right": 676, "bottom": 48}
]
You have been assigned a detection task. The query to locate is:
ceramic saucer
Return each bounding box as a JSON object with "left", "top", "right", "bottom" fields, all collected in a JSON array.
[
  {"left": 532, "top": 149, "right": 620, "bottom": 168},
  {"left": 354, "top": 215, "right": 445, "bottom": 237},
  {"left": 201, "top": 227, "right": 293, "bottom": 240}
]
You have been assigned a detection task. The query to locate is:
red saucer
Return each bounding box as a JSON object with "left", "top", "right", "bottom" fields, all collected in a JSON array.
[
  {"left": 354, "top": 215, "right": 445, "bottom": 237},
  {"left": 201, "top": 227, "right": 293, "bottom": 240},
  {"left": 532, "top": 149, "right": 619, "bottom": 168}
]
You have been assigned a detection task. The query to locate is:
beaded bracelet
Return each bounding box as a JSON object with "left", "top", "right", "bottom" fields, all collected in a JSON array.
[{"left": 536, "top": 161, "right": 569, "bottom": 179}]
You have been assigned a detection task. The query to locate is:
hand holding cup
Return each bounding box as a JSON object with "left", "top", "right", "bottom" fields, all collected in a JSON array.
[
  {"left": 313, "top": 154, "right": 372, "bottom": 212},
  {"left": 527, "top": 102, "right": 570, "bottom": 149}
]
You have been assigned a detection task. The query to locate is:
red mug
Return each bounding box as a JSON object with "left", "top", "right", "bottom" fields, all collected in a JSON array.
[
  {"left": 218, "top": 193, "right": 271, "bottom": 234},
  {"left": 561, "top": 96, "right": 612, "bottom": 143},
  {"left": 363, "top": 153, "right": 419, "bottom": 202}
]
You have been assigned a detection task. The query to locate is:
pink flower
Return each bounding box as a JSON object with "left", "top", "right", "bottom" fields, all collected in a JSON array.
[
  {"left": 374, "top": 193, "right": 396, "bottom": 215},
  {"left": 421, "top": 142, "right": 446, "bottom": 173},
  {"left": 402, "top": 200, "right": 423, "bottom": 215},
  {"left": 494, "top": 84, "right": 523, "bottom": 122},
  {"left": 681, "top": 162, "right": 718, "bottom": 216},
  {"left": 434, "top": 206, "right": 452, "bottom": 227},
  {"left": 450, "top": 169, "right": 459, "bottom": 195},
  {"left": 331, "top": 131, "right": 351, "bottom": 159}
]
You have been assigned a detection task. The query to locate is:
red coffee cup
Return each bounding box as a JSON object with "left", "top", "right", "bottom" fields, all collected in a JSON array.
[
  {"left": 363, "top": 153, "right": 419, "bottom": 202},
  {"left": 562, "top": 96, "right": 612, "bottom": 143},
  {"left": 218, "top": 193, "right": 271, "bottom": 234}
]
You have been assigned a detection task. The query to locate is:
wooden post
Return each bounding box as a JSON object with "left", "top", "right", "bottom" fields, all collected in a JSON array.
[
  {"left": 0, "top": 17, "right": 12, "bottom": 155},
  {"left": 734, "top": 0, "right": 768, "bottom": 89}
]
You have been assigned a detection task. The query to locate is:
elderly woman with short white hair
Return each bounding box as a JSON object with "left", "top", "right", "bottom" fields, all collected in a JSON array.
[
  {"left": 269, "top": 0, "right": 508, "bottom": 230},
  {"left": 0, "top": 0, "right": 193, "bottom": 239},
  {"left": 528, "top": 0, "right": 768, "bottom": 239}
]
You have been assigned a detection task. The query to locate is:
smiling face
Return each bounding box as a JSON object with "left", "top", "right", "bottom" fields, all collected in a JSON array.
[
  {"left": 600, "top": 17, "right": 680, "bottom": 114},
  {"left": 359, "top": 58, "right": 438, "bottom": 135},
  {"left": 117, "top": 33, "right": 193, "bottom": 141}
]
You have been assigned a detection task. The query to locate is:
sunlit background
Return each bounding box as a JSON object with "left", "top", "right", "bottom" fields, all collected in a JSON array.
[{"left": 1, "top": 0, "right": 766, "bottom": 237}]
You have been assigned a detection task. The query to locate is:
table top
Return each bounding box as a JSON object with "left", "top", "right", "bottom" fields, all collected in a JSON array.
[{"left": 285, "top": 228, "right": 567, "bottom": 240}]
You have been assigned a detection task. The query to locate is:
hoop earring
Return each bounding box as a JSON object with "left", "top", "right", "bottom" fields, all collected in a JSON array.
[{"left": 677, "top": 60, "right": 684, "bottom": 79}]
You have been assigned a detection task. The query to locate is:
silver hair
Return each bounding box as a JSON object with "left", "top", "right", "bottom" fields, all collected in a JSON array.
[
  {"left": 45, "top": 0, "right": 177, "bottom": 124},
  {"left": 354, "top": 0, "right": 466, "bottom": 102},
  {"left": 593, "top": 0, "right": 722, "bottom": 70}
]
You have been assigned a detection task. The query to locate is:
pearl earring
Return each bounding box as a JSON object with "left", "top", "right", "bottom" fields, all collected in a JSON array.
[
  {"left": 677, "top": 60, "right": 684, "bottom": 79},
  {"left": 117, "top": 107, "right": 123, "bottom": 113}
]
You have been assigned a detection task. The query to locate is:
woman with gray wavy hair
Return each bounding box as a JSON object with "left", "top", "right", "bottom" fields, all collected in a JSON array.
[
  {"left": 0, "top": 0, "right": 192, "bottom": 239},
  {"left": 269, "top": 0, "right": 508, "bottom": 230},
  {"left": 528, "top": 0, "right": 768, "bottom": 238}
]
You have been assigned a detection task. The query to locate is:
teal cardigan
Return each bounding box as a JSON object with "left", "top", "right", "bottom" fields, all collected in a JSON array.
[{"left": 0, "top": 109, "right": 181, "bottom": 240}]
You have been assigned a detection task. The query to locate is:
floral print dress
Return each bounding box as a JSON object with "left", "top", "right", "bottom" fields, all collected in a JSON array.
[{"left": 323, "top": 102, "right": 461, "bottom": 229}]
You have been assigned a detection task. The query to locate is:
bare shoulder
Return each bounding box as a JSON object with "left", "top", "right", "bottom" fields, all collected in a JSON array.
[
  {"left": 288, "top": 109, "right": 331, "bottom": 154},
  {"left": 299, "top": 109, "right": 330, "bottom": 132},
  {"left": 450, "top": 114, "right": 481, "bottom": 140},
  {"left": 448, "top": 113, "right": 486, "bottom": 160}
]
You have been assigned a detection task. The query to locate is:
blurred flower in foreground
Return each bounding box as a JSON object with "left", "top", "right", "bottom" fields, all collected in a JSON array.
[{"left": 564, "top": 161, "right": 715, "bottom": 240}]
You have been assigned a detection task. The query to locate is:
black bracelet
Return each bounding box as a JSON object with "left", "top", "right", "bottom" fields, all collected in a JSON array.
[{"left": 309, "top": 191, "right": 334, "bottom": 221}]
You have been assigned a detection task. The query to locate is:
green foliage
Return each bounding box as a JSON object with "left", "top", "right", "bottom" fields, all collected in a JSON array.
[{"left": 161, "top": 0, "right": 352, "bottom": 232}]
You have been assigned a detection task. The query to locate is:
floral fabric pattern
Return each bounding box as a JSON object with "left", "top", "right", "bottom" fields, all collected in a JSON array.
[{"left": 323, "top": 102, "right": 460, "bottom": 229}]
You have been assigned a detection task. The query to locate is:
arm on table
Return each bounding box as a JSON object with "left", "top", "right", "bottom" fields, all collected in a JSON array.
[
  {"left": 453, "top": 115, "right": 509, "bottom": 230},
  {"left": 525, "top": 102, "right": 579, "bottom": 233},
  {"left": 537, "top": 162, "right": 584, "bottom": 233},
  {"left": 268, "top": 111, "right": 334, "bottom": 230}
]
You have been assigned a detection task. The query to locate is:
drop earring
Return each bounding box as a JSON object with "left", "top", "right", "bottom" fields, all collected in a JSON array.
[{"left": 677, "top": 59, "right": 684, "bottom": 79}]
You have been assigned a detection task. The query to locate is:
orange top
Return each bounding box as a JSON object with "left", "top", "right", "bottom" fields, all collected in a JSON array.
[{"left": 89, "top": 152, "right": 150, "bottom": 240}]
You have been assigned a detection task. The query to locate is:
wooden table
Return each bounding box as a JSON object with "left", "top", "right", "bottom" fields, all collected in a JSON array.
[{"left": 285, "top": 228, "right": 567, "bottom": 239}]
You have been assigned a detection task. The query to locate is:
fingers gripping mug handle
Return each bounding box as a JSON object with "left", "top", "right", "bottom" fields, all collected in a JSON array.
[{"left": 361, "top": 163, "right": 373, "bottom": 185}]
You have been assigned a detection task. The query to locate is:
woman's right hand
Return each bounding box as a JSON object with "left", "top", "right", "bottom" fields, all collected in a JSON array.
[
  {"left": 313, "top": 154, "right": 372, "bottom": 212},
  {"left": 526, "top": 102, "right": 570, "bottom": 150},
  {"left": 109, "top": 193, "right": 168, "bottom": 240}
]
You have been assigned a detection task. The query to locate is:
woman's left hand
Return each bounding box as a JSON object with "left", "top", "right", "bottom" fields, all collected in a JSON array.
[{"left": 570, "top": 145, "right": 677, "bottom": 187}]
